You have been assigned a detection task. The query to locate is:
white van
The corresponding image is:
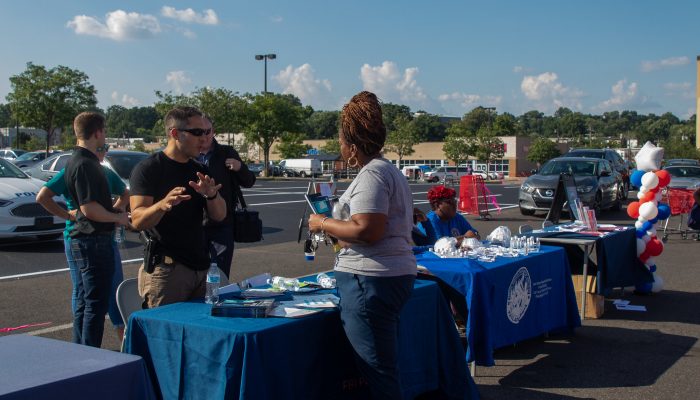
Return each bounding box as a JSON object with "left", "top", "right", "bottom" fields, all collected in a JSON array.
[
  {"left": 423, "top": 166, "right": 472, "bottom": 182},
  {"left": 279, "top": 158, "right": 322, "bottom": 177}
]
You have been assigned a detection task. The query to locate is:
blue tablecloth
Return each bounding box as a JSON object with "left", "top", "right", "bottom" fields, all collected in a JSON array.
[
  {"left": 125, "top": 279, "right": 479, "bottom": 400},
  {"left": 0, "top": 334, "right": 155, "bottom": 400},
  {"left": 529, "top": 227, "right": 654, "bottom": 293},
  {"left": 416, "top": 246, "right": 581, "bottom": 366}
]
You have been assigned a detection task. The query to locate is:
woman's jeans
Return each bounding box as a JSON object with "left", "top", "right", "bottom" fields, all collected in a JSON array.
[
  {"left": 335, "top": 271, "right": 415, "bottom": 400},
  {"left": 68, "top": 234, "right": 115, "bottom": 347}
]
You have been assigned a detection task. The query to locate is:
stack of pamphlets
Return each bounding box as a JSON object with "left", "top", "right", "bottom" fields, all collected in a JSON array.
[{"left": 210, "top": 299, "right": 276, "bottom": 318}]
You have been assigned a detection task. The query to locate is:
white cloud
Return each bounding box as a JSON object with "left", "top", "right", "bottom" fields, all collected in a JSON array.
[
  {"left": 111, "top": 91, "right": 140, "bottom": 107},
  {"left": 598, "top": 79, "right": 638, "bottom": 110},
  {"left": 270, "top": 16, "right": 283, "bottom": 23},
  {"left": 663, "top": 81, "right": 694, "bottom": 99},
  {"left": 161, "top": 6, "right": 219, "bottom": 25},
  {"left": 437, "top": 92, "right": 502, "bottom": 114},
  {"left": 182, "top": 29, "right": 196, "bottom": 39},
  {"left": 360, "top": 61, "right": 430, "bottom": 105},
  {"left": 67, "top": 10, "right": 161, "bottom": 41},
  {"left": 166, "top": 71, "right": 192, "bottom": 94},
  {"left": 274, "top": 64, "right": 332, "bottom": 109},
  {"left": 641, "top": 56, "right": 689, "bottom": 72},
  {"left": 520, "top": 72, "right": 584, "bottom": 112},
  {"left": 513, "top": 66, "right": 524, "bottom": 73}
]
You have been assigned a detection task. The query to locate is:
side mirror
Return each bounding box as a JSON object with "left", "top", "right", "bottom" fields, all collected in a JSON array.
[{"left": 530, "top": 169, "right": 538, "bottom": 175}]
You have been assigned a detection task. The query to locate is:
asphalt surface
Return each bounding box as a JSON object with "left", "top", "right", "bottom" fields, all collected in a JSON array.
[{"left": 1, "top": 179, "right": 698, "bottom": 399}]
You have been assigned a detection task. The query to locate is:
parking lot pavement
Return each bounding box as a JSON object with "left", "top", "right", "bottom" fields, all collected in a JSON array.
[{"left": 1, "top": 181, "right": 698, "bottom": 398}]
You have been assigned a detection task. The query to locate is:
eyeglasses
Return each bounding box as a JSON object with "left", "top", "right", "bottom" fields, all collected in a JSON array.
[
  {"left": 177, "top": 128, "right": 212, "bottom": 137},
  {"left": 96, "top": 143, "right": 110, "bottom": 153}
]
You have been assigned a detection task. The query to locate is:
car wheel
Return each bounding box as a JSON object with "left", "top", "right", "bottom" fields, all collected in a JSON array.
[
  {"left": 520, "top": 206, "right": 536, "bottom": 216},
  {"left": 594, "top": 192, "right": 603, "bottom": 215},
  {"left": 621, "top": 181, "right": 630, "bottom": 200},
  {"left": 611, "top": 186, "right": 623, "bottom": 211},
  {"left": 282, "top": 171, "right": 290, "bottom": 178},
  {"left": 299, "top": 171, "right": 307, "bottom": 178}
]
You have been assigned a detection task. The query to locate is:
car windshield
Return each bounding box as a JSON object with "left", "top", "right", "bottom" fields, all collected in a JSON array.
[
  {"left": 566, "top": 151, "right": 604, "bottom": 159},
  {"left": 14, "top": 151, "right": 43, "bottom": 161},
  {"left": 664, "top": 166, "right": 700, "bottom": 178},
  {"left": 104, "top": 153, "right": 149, "bottom": 179},
  {"left": 539, "top": 160, "right": 598, "bottom": 176},
  {"left": 0, "top": 158, "right": 29, "bottom": 178}
]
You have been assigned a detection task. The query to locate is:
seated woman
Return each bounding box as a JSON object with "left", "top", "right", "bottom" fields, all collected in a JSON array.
[{"left": 415, "top": 185, "right": 479, "bottom": 245}]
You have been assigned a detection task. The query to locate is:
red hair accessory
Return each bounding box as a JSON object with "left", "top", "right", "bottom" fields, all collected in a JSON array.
[{"left": 427, "top": 185, "right": 456, "bottom": 203}]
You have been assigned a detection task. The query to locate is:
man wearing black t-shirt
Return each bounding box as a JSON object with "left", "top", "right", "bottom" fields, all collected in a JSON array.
[
  {"left": 130, "top": 106, "right": 226, "bottom": 309},
  {"left": 65, "top": 112, "right": 130, "bottom": 347}
]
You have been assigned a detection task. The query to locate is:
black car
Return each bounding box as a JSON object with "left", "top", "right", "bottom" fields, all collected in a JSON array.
[
  {"left": 562, "top": 149, "right": 630, "bottom": 199},
  {"left": 12, "top": 150, "right": 58, "bottom": 169}
]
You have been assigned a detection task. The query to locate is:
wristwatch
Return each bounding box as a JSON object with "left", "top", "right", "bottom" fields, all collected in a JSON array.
[{"left": 203, "top": 191, "right": 219, "bottom": 200}]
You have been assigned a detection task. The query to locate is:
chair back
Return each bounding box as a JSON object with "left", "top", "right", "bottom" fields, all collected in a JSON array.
[
  {"left": 116, "top": 278, "right": 143, "bottom": 327},
  {"left": 519, "top": 224, "right": 534, "bottom": 234}
]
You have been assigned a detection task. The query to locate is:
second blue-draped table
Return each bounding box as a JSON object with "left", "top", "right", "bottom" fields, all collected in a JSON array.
[{"left": 415, "top": 245, "right": 581, "bottom": 366}]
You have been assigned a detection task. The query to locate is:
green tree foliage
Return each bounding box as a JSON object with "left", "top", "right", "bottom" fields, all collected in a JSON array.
[
  {"left": 321, "top": 138, "right": 341, "bottom": 154},
  {"left": 303, "top": 110, "right": 339, "bottom": 139},
  {"left": 384, "top": 116, "right": 419, "bottom": 165},
  {"left": 58, "top": 128, "right": 77, "bottom": 150},
  {"left": 518, "top": 110, "right": 545, "bottom": 136},
  {"left": 275, "top": 132, "right": 311, "bottom": 159},
  {"left": 24, "top": 135, "right": 46, "bottom": 151},
  {"left": 527, "top": 137, "right": 562, "bottom": 165},
  {"left": 443, "top": 120, "right": 474, "bottom": 165},
  {"left": 133, "top": 141, "right": 146, "bottom": 152},
  {"left": 106, "top": 105, "right": 159, "bottom": 139},
  {"left": 0, "top": 103, "right": 12, "bottom": 127},
  {"left": 412, "top": 113, "right": 446, "bottom": 141},
  {"left": 472, "top": 126, "right": 505, "bottom": 174},
  {"left": 244, "top": 93, "right": 305, "bottom": 176},
  {"left": 493, "top": 113, "right": 517, "bottom": 136},
  {"left": 154, "top": 88, "right": 247, "bottom": 135},
  {"left": 381, "top": 102, "right": 412, "bottom": 132},
  {"left": 6, "top": 62, "right": 97, "bottom": 156}
]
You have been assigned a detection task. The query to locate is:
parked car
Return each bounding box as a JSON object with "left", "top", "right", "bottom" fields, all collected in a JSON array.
[
  {"left": 562, "top": 149, "right": 630, "bottom": 199},
  {"left": 662, "top": 165, "right": 700, "bottom": 189},
  {"left": 270, "top": 164, "right": 299, "bottom": 177},
  {"left": 278, "top": 158, "right": 322, "bottom": 177},
  {"left": 424, "top": 166, "right": 471, "bottom": 182},
  {"left": 401, "top": 165, "right": 431, "bottom": 180},
  {"left": 0, "top": 149, "right": 27, "bottom": 160},
  {"left": 12, "top": 150, "right": 57, "bottom": 169},
  {"left": 248, "top": 163, "right": 265, "bottom": 176},
  {"left": 0, "top": 157, "right": 66, "bottom": 240},
  {"left": 23, "top": 152, "right": 71, "bottom": 182},
  {"left": 664, "top": 159, "right": 699, "bottom": 167},
  {"left": 519, "top": 157, "right": 623, "bottom": 216}
]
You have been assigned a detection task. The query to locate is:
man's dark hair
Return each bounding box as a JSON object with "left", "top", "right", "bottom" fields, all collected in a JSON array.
[
  {"left": 73, "top": 112, "right": 105, "bottom": 141},
  {"left": 164, "top": 106, "right": 204, "bottom": 133}
]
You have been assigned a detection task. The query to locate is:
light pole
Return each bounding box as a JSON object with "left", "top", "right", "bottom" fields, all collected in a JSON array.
[{"left": 254, "top": 53, "right": 276, "bottom": 93}]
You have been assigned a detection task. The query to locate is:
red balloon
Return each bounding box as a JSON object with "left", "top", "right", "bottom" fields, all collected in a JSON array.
[
  {"left": 646, "top": 238, "right": 664, "bottom": 257},
  {"left": 656, "top": 170, "right": 671, "bottom": 188},
  {"left": 641, "top": 191, "right": 656, "bottom": 203},
  {"left": 639, "top": 249, "right": 650, "bottom": 262},
  {"left": 627, "top": 201, "right": 641, "bottom": 219}
]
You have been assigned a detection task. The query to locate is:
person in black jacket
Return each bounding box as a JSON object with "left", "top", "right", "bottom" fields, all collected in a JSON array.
[{"left": 198, "top": 116, "right": 257, "bottom": 277}]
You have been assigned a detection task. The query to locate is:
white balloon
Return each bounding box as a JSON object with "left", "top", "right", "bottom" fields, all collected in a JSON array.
[
  {"left": 647, "top": 227, "right": 657, "bottom": 237},
  {"left": 635, "top": 220, "right": 644, "bottom": 229},
  {"left": 636, "top": 239, "right": 646, "bottom": 256},
  {"left": 634, "top": 141, "right": 665, "bottom": 172},
  {"left": 639, "top": 186, "right": 649, "bottom": 194},
  {"left": 655, "top": 192, "right": 663, "bottom": 202},
  {"left": 637, "top": 191, "right": 645, "bottom": 200},
  {"left": 639, "top": 202, "right": 658, "bottom": 220},
  {"left": 642, "top": 172, "right": 659, "bottom": 190},
  {"left": 651, "top": 273, "right": 664, "bottom": 293},
  {"left": 643, "top": 235, "right": 651, "bottom": 243}
]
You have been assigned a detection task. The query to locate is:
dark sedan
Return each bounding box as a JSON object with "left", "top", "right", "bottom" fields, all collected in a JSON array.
[{"left": 519, "top": 157, "right": 623, "bottom": 216}]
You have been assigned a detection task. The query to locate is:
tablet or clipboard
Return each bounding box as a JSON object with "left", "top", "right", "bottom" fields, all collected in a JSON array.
[{"left": 305, "top": 193, "right": 333, "bottom": 217}]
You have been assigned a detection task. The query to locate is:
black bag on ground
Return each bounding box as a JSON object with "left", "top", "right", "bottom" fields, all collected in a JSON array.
[{"left": 233, "top": 185, "right": 263, "bottom": 243}]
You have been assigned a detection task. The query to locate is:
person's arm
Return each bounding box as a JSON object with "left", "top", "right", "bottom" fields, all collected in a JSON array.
[
  {"left": 113, "top": 188, "right": 129, "bottom": 212},
  {"left": 36, "top": 187, "right": 74, "bottom": 222},
  {"left": 225, "top": 148, "right": 256, "bottom": 188},
  {"left": 130, "top": 188, "right": 191, "bottom": 231},
  {"left": 80, "top": 202, "right": 129, "bottom": 226},
  {"left": 309, "top": 213, "right": 387, "bottom": 245}
]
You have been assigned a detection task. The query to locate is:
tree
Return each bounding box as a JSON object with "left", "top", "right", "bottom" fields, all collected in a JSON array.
[
  {"left": 0, "top": 103, "right": 11, "bottom": 127},
  {"left": 321, "top": 138, "right": 340, "bottom": 154},
  {"left": 412, "top": 113, "right": 446, "bottom": 141},
  {"left": 275, "top": 132, "right": 311, "bottom": 158},
  {"left": 381, "top": 102, "right": 412, "bottom": 132},
  {"left": 6, "top": 62, "right": 97, "bottom": 156},
  {"left": 133, "top": 141, "right": 146, "bottom": 152},
  {"left": 472, "top": 126, "right": 505, "bottom": 177},
  {"left": 443, "top": 132, "right": 473, "bottom": 166},
  {"left": 244, "top": 93, "right": 305, "bottom": 176},
  {"left": 527, "top": 137, "right": 561, "bottom": 166},
  {"left": 384, "top": 116, "right": 419, "bottom": 166},
  {"left": 106, "top": 105, "right": 134, "bottom": 138},
  {"left": 303, "top": 110, "right": 339, "bottom": 139}
]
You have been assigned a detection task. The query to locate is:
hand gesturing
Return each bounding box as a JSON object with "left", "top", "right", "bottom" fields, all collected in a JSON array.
[{"left": 188, "top": 172, "right": 222, "bottom": 198}]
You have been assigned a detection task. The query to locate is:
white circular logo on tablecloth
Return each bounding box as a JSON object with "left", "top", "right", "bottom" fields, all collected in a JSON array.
[{"left": 507, "top": 267, "right": 532, "bottom": 324}]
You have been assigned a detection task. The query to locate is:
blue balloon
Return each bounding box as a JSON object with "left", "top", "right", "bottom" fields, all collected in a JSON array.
[
  {"left": 657, "top": 204, "right": 671, "bottom": 220},
  {"left": 631, "top": 170, "right": 645, "bottom": 188},
  {"left": 636, "top": 229, "right": 646, "bottom": 238},
  {"left": 649, "top": 264, "right": 657, "bottom": 273},
  {"left": 642, "top": 221, "right": 653, "bottom": 231},
  {"left": 635, "top": 282, "right": 653, "bottom": 294},
  {"left": 650, "top": 217, "right": 658, "bottom": 224}
]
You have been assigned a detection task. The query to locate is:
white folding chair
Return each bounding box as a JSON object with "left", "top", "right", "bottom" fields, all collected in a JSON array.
[
  {"left": 116, "top": 278, "right": 143, "bottom": 352},
  {"left": 519, "top": 224, "right": 534, "bottom": 234}
]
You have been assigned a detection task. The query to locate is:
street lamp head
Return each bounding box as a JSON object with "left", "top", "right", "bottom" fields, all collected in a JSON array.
[
  {"left": 267, "top": 54, "right": 277, "bottom": 60},
  {"left": 255, "top": 55, "right": 264, "bottom": 60}
]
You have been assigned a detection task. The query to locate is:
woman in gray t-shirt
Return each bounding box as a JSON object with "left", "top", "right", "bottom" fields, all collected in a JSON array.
[{"left": 309, "top": 91, "right": 416, "bottom": 399}]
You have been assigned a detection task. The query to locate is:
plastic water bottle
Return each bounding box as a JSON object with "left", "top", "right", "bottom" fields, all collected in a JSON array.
[
  {"left": 205, "top": 263, "right": 221, "bottom": 304},
  {"left": 316, "top": 273, "right": 336, "bottom": 289},
  {"left": 268, "top": 276, "right": 300, "bottom": 291},
  {"left": 113, "top": 225, "right": 126, "bottom": 246}
]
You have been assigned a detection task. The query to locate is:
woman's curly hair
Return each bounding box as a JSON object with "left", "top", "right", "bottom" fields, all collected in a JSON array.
[
  {"left": 340, "top": 91, "right": 386, "bottom": 156},
  {"left": 427, "top": 185, "right": 456, "bottom": 208}
]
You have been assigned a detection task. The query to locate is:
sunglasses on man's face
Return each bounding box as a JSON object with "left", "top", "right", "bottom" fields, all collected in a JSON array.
[
  {"left": 178, "top": 128, "right": 212, "bottom": 137},
  {"left": 96, "top": 143, "right": 110, "bottom": 153}
]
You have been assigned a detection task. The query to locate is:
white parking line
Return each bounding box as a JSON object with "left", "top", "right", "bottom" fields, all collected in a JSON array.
[
  {"left": 0, "top": 258, "right": 144, "bottom": 281},
  {"left": 243, "top": 192, "right": 307, "bottom": 197}
]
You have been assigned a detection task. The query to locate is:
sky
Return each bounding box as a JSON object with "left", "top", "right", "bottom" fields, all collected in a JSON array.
[{"left": 1, "top": 0, "right": 698, "bottom": 119}]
